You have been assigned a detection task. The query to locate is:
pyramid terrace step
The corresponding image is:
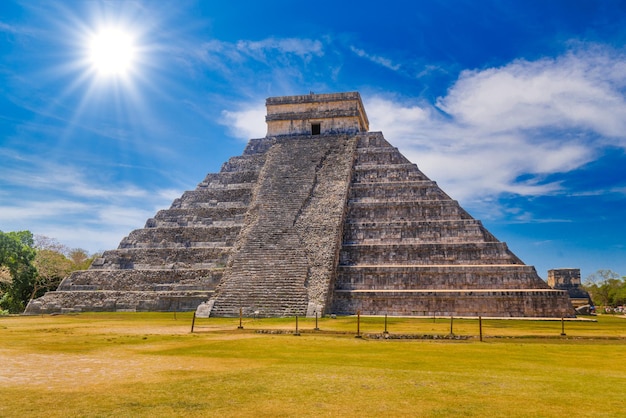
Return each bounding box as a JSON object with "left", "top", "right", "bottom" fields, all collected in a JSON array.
[
  {"left": 195, "top": 183, "right": 256, "bottom": 191},
  {"left": 170, "top": 200, "right": 251, "bottom": 210},
  {"left": 198, "top": 170, "right": 259, "bottom": 187},
  {"left": 346, "top": 200, "right": 473, "bottom": 221},
  {"left": 355, "top": 132, "right": 389, "bottom": 148},
  {"left": 242, "top": 137, "right": 275, "bottom": 155},
  {"left": 92, "top": 247, "right": 232, "bottom": 270},
  {"left": 349, "top": 181, "right": 447, "bottom": 201},
  {"left": 343, "top": 219, "right": 496, "bottom": 243},
  {"left": 350, "top": 180, "right": 437, "bottom": 187},
  {"left": 119, "top": 225, "right": 242, "bottom": 248},
  {"left": 220, "top": 154, "right": 267, "bottom": 172},
  {"left": 335, "top": 264, "right": 547, "bottom": 290},
  {"left": 339, "top": 242, "right": 523, "bottom": 265},
  {"left": 356, "top": 145, "right": 399, "bottom": 154},
  {"left": 330, "top": 289, "right": 574, "bottom": 317},
  {"left": 25, "top": 290, "right": 214, "bottom": 314},
  {"left": 148, "top": 207, "right": 247, "bottom": 227},
  {"left": 352, "top": 164, "right": 429, "bottom": 182},
  {"left": 58, "top": 268, "right": 224, "bottom": 291},
  {"left": 355, "top": 147, "right": 410, "bottom": 165},
  {"left": 177, "top": 188, "right": 254, "bottom": 206}
]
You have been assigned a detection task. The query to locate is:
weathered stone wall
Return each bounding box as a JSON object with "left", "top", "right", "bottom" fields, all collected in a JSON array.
[
  {"left": 25, "top": 290, "right": 212, "bottom": 314},
  {"left": 547, "top": 268, "right": 590, "bottom": 306},
  {"left": 344, "top": 220, "right": 498, "bottom": 244},
  {"left": 548, "top": 268, "right": 582, "bottom": 288},
  {"left": 336, "top": 265, "right": 548, "bottom": 290},
  {"left": 266, "top": 92, "right": 368, "bottom": 136},
  {"left": 58, "top": 269, "right": 223, "bottom": 291},
  {"left": 340, "top": 243, "right": 523, "bottom": 266},
  {"left": 90, "top": 248, "right": 232, "bottom": 270},
  {"left": 348, "top": 201, "right": 473, "bottom": 221},
  {"left": 119, "top": 226, "right": 241, "bottom": 248},
  {"left": 332, "top": 289, "right": 573, "bottom": 317},
  {"left": 146, "top": 207, "right": 247, "bottom": 228}
]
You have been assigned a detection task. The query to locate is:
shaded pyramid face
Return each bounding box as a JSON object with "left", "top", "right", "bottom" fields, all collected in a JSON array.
[{"left": 26, "top": 93, "right": 575, "bottom": 317}]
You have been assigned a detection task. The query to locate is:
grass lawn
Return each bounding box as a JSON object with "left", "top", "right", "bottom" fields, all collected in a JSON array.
[{"left": 1, "top": 313, "right": 624, "bottom": 417}]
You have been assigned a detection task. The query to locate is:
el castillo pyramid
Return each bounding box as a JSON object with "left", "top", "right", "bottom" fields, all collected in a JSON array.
[{"left": 26, "top": 92, "right": 575, "bottom": 317}]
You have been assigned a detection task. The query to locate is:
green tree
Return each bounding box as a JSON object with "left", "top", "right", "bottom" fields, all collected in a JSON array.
[
  {"left": 31, "top": 249, "right": 73, "bottom": 300},
  {"left": 1, "top": 233, "right": 99, "bottom": 313},
  {"left": 0, "top": 230, "right": 38, "bottom": 313},
  {"left": 583, "top": 269, "right": 626, "bottom": 308},
  {"left": 67, "top": 248, "right": 95, "bottom": 270},
  {"left": 31, "top": 236, "right": 98, "bottom": 301}
]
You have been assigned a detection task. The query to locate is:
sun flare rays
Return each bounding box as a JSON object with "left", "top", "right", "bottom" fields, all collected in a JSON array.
[{"left": 88, "top": 27, "right": 137, "bottom": 77}]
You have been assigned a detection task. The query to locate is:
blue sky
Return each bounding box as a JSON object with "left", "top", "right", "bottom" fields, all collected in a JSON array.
[{"left": 1, "top": 0, "right": 625, "bottom": 280}]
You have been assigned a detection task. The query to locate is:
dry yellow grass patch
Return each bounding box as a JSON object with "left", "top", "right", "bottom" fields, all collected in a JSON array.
[{"left": 1, "top": 313, "right": 625, "bottom": 417}]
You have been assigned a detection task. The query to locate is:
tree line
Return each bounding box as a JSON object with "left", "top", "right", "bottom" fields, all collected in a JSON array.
[
  {"left": 0, "top": 230, "right": 100, "bottom": 314},
  {"left": 583, "top": 269, "right": 626, "bottom": 310}
]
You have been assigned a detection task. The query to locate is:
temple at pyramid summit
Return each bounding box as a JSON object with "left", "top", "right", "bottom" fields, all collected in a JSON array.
[{"left": 26, "top": 92, "right": 575, "bottom": 317}]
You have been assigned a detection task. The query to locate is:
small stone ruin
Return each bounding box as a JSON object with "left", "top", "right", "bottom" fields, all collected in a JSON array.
[{"left": 548, "top": 268, "right": 591, "bottom": 308}]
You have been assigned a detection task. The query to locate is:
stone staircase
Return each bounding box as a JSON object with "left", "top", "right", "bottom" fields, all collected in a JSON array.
[{"left": 207, "top": 135, "right": 357, "bottom": 317}]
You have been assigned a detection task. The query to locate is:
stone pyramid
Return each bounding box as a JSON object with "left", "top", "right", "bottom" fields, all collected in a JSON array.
[{"left": 26, "top": 92, "right": 575, "bottom": 317}]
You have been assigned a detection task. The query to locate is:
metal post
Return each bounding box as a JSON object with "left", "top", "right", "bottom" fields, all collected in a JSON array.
[
  {"left": 560, "top": 317, "right": 566, "bottom": 336},
  {"left": 295, "top": 315, "right": 301, "bottom": 336},
  {"left": 383, "top": 313, "right": 389, "bottom": 335},
  {"left": 479, "top": 316, "right": 483, "bottom": 342},
  {"left": 449, "top": 315, "right": 454, "bottom": 336},
  {"left": 238, "top": 307, "right": 244, "bottom": 329},
  {"left": 314, "top": 311, "right": 319, "bottom": 331},
  {"left": 190, "top": 311, "right": 196, "bottom": 333},
  {"left": 355, "top": 310, "right": 362, "bottom": 338}
]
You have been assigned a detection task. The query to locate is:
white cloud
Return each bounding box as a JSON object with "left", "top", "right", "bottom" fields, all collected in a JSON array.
[
  {"left": 364, "top": 46, "right": 626, "bottom": 203},
  {"left": 94, "top": 206, "right": 156, "bottom": 231},
  {"left": 237, "top": 38, "right": 324, "bottom": 61},
  {"left": 0, "top": 21, "right": 39, "bottom": 37},
  {"left": 0, "top": 160, "right": 179, "bottom": 253},
  {"left": 220, "top": 105, "right": 266, "bottom": 140},
  {"left": 0, "top": 21, "right": 18, "bottom": 33},
  {"left": 0, "top": 201, "right": 157, "bottom": 254},
  {"left": 198, "top": 37, "right": 324, "bottom": 68},
  {"left": 350, "top": 46, "right": 400, "bottom": 71},
  {"left": 33, "top": 224, "right": 136, "bottom": 255},
  {"left": 437, "top": 50, "right": 626, "bottom": 140},
  {"left": 0, "top": 162, "right": 150, "bottom": 200},
  {"left": 0, "top": 200, "right": 90, "bottom": 222}
]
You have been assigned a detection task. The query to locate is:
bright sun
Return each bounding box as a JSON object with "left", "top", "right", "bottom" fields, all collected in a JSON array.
[{"left": 88, "top": 28, "right": 136, "bottom": 76}]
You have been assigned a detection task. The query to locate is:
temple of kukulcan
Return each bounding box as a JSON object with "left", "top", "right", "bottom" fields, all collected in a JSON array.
[{"left": 26, "top": 92, "right": 575, "bottom": 318}]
